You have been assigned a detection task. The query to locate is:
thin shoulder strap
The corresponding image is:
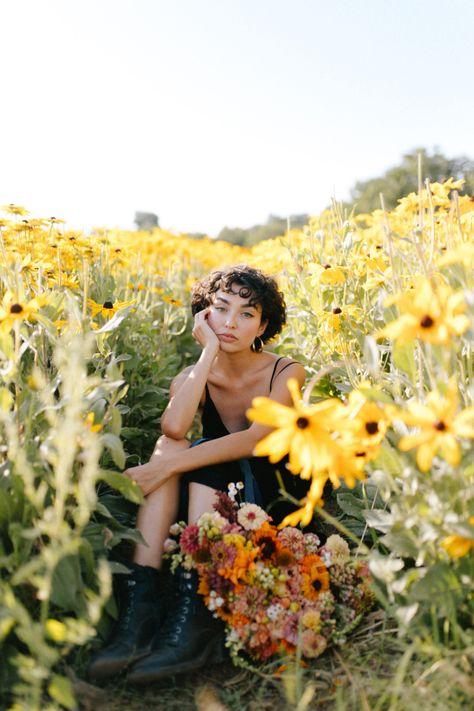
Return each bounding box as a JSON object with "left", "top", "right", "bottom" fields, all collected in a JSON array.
[
  {"left": 268, "top": 357, "right": 284, "bottom": 389},
  {"left": 269, "top": 359, "right": 297, "bottom": 390}
]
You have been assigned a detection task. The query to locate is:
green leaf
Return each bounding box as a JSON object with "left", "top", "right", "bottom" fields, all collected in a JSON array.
[
  {"left": 48, "top": 674, "right": 76, "bottom": 710},
  {"left": 98, "top": 469, "right": 144, "bottom": 505},
  {"left": 51, "top": 556, "right": 86, "bottom": 614},
  {"left": 363, "top": 509, "right": 392, "bottom": 532},
  {"left": 95, "top": 307, "right": 133, "bottom": 333},
  {"left": 337, "top": 493, "right": 365, "bottom": 520},
  {"left": 101, "top": 432, "right": 126, "bottom": 469},
  {"left": 392, "top": 341, "right": 416, "bottom": 380}
]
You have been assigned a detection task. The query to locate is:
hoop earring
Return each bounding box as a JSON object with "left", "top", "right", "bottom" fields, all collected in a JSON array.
[{"left": 251, "top": 336, "right": 263, "bottom": 353}]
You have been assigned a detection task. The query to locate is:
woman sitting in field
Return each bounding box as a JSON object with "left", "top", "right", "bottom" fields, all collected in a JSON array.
[{"left": 89, "top": 265, "right": 308, "bottom": 684}]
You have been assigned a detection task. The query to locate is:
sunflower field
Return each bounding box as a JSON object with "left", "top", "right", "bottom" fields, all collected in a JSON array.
[{"left": 0, "top": 178, "right": 473, "bottom": 710}]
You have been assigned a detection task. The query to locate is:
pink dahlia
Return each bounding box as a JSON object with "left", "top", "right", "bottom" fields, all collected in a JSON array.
[
  {"left": 179, "top": 524, "right": 201, "bottom": 554},
  {"left": 277, "top": 527, "right": 305, "bottom": 557}
]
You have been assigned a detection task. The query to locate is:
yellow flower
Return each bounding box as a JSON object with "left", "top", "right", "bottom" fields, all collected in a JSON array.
[
  {"left": 87, "top": 297, "right": 135, "bottom": 318},
  {"left": 310, "top": 263, "right": 346, "bottom": 285},
  {"left": 85, "top": 412, "right": 102, "bottom": 433},
  {"left": 376, "top": 277, "right": 470, "bottom": 345},
  {"left": 162, "top": 295, "right": 183, "bottom": 307},
  {"left": 396, "top": 379, "right": 474, "bottom": 471},
  {"left": 0, "top": 292, "right": 43, "bottom": 331},
  {"left": 344, "top": 389, "right": 390, "bottom": 448},
  {"left": 1, "top": 203, "right": 29, "bottom": 216},
  {"left": 441, "top": 517, "right": 474, "bottom": 559},
  {"left": 436, "top": 243, "right": 474, "bottom": 267},
  {"left": 246, "top": 378, "right": 344, "bottom": 479}
]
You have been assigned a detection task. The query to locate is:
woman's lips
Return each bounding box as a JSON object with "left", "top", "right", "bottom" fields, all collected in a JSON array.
[{"left": 218, "top": 333, "right": 238, "bottom": 341}]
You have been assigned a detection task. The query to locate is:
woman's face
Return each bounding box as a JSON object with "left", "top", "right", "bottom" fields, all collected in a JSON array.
[{"left": 206, "top": 287, "right": 267, "bottom": 351}]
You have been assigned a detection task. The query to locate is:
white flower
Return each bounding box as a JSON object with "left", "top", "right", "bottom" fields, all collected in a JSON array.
[
  {"left": 237, "top": 503, "right": 269, "bottom": 531},
  {"left": 163, "top": 537, "right": 178, "bottom": 553},
  {"left": 198, "top": 511, "right": 227, "bottom": 532},
  {"left": 266, "top": 603, "right": 284, "bottom": 621},
  {"left": 324, "top": 534, "right": 350, "bottom": 564},
  {"left": 169, "top": 522, "right": 184, "bottom": 536}
]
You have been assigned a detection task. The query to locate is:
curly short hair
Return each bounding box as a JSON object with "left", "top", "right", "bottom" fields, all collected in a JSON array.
[{"left": 191, "top": 265, "right": 286, "bottom": 343}]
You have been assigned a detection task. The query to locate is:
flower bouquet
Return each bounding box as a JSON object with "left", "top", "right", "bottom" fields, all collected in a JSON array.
[{"left": 167, "top": 490, "right": 374, "bottom": 662}]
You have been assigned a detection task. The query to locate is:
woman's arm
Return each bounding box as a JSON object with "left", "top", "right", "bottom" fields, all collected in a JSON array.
[
  {"left": 126, "top": 362, "right": 305, "bottom": 495},
  {"left": 160, "top": 308, "right": 219, "bottom": 439}
]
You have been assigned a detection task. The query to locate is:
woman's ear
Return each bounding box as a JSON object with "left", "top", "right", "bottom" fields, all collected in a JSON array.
[{"left": 257, "top": 320, "right": 268, "bottom": 337}]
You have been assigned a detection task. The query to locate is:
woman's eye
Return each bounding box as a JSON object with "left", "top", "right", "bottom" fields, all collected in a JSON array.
[
  {"left": 242, "top": 312, "right": 254, "bottom": 318},
  {"left": 214, "top": 306, "right": 225, "bottom": 312}
]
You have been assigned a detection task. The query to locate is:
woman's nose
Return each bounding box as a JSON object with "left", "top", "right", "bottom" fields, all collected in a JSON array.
[{"left": 225, "top": 314, "right": 237, "bottom": 328}]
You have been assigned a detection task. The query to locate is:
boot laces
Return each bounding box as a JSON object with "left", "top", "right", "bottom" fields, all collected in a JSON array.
[{"left": 159, "top": 575, "right": 194, "bottom": 644}]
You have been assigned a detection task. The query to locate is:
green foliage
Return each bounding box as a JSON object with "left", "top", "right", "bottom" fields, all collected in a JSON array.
[
  {"left": 350, "top": 147, "right": 474, "bottom": 213},
  {"left": 217, "top": 213, "right": 309, "bottom": 246}
]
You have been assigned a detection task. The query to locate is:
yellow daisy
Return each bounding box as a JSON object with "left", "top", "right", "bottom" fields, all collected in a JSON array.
[
  {"left": 87, "top": 298, "right": 135, "bottom": 318},
  {"left": 246, "top": 378, "right": 344, "bottom": 479},
  {"left": 376, "top": 277, "right": 470, "bottom": 345},
  {"left": 396, "top": 379, "right": 474, "bottom": 471}
]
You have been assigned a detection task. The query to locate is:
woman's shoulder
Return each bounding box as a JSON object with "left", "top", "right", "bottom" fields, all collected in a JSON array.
[{"left": 267, "top": 354, "right": 305, "bottom": 389}]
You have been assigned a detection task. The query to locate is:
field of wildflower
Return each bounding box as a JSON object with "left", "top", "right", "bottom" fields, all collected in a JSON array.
[{"left": 0, "top": 177, "right": 473, "bottom": 710}]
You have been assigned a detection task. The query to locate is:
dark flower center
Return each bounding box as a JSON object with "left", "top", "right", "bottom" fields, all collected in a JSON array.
[
  {"left": 434, "top": 420, "right": 447, "bottom": 431},
  {"left": 420, "top": 315, "right": 434, "bottom": 328},
  {"left": 259, "top": 537, "right": 276, "bottom": 558},
  {"left": 312, "top": 579, "right": 322, "bottom": 591},
  {"left": 323, "top": 264, "right": 331, "bottom": 269},
  {"left": 355, "top": 451, "right": 367, "bottom": 457},
  {"left": 365, "top": 421, "right": 379, "bottom": 435},
  {"left": 103, "top": 301, "right": 114, "bottom": 309},
  {"left": 10, "top": 303, "right": 23, "bottom": 314},
  {"left": 296, "top": 416, "right": 310, "bottom": 429},
  {"left": 332, "top": 307, "right": 342, "bottom": 314},
  {"left": 194, "top": 548, "right": 211, "bottom": 563}
]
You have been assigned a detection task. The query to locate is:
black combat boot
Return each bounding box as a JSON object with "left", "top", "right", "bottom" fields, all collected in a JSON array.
[
  {"left": 127, "top": 567, "right": 225, "bottom": 684},
  {"left": 88, "top": 562, "right": 166, "bottom": 682}
]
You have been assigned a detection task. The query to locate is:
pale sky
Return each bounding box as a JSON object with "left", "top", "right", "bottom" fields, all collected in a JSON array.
[{"left": 1, "top": 0, "right": 473, "bottom": 236}]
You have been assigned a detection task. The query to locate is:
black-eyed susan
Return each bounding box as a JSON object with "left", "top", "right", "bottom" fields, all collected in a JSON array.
[
  {"left": 162, "top": 295, "right": 183, "bottom": 307},
  {"left": 0, "top": 292, "right": 45, "bottom": 331},
  {"left": 395, "top": 379, "right": 474, "bottom": 472},
  {"left": 441, "top": 517, "right": 474, "bottom": 559},
  {"left": 309, "top": 263, "right": 346, "bottom": 285},
  {"left": 1, "top": 204, "right": 29, "bottom": 216},
  {"left": 376, "top": 277, "right": 470, "bottom": 345},
  {"left": 87, "top": 297, "right": 135, "bottom": 318},
  {"left": 343, "top": 388, "right": 390, "bottom": 449},
  {"left": 246, "top": 378, "right": 344, "bottom": 479}
]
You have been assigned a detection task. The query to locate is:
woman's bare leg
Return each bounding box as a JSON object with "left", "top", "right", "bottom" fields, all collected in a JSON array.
[
  {"left": 187, "top": 482, "right": 219, "bottom": 523},
  {"left": 133, "top": 435, "right": 190, "bottom": 569}
]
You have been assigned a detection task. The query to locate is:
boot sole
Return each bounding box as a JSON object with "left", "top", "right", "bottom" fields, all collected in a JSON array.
[
  {"left": 127, "top": 635, "right": 226, "bottom": 684},
  {"left": 88, "top": 647, "right": 151, "bottom": 682}
]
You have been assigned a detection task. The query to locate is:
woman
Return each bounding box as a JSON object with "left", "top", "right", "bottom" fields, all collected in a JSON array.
[{"left": 89, "top": 265, "right": 307, "bottom": 684}]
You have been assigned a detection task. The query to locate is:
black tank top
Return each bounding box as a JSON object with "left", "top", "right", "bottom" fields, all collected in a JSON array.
[{"left": 201, "top": 357, "right": 295, "bottom": 439}]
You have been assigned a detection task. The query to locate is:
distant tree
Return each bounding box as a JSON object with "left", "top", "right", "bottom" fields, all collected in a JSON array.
[
  {"left": 216, "top": 226, "right": 248, "bottom": 246},
  {"left": 135, "top": 211, "right": 159, "bottom": 230},
  {"left": 217, "top": 214, "right": 309, "bottom": 247},
  {"left": 350, "top": 147, "right": 474, "bottom": 214},
  {"left": 186, "top": 232, "right": 207, "bottom": 240}
]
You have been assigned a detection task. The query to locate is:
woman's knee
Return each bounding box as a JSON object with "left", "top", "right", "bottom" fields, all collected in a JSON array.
[{"left": 151, "top": 434, "right": 190, "bottom": 458}]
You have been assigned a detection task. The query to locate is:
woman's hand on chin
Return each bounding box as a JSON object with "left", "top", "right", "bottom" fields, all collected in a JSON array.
[
  {"left": 124, "top": 455, "right": 175, "bottom": 496},
  {"left": 192, "top": 307, "right": 219, "bottom": 354}
]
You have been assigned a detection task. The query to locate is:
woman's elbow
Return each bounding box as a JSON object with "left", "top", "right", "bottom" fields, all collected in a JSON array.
[{"left": 160, "top": 419, "right": 187, "bottom": 440}]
